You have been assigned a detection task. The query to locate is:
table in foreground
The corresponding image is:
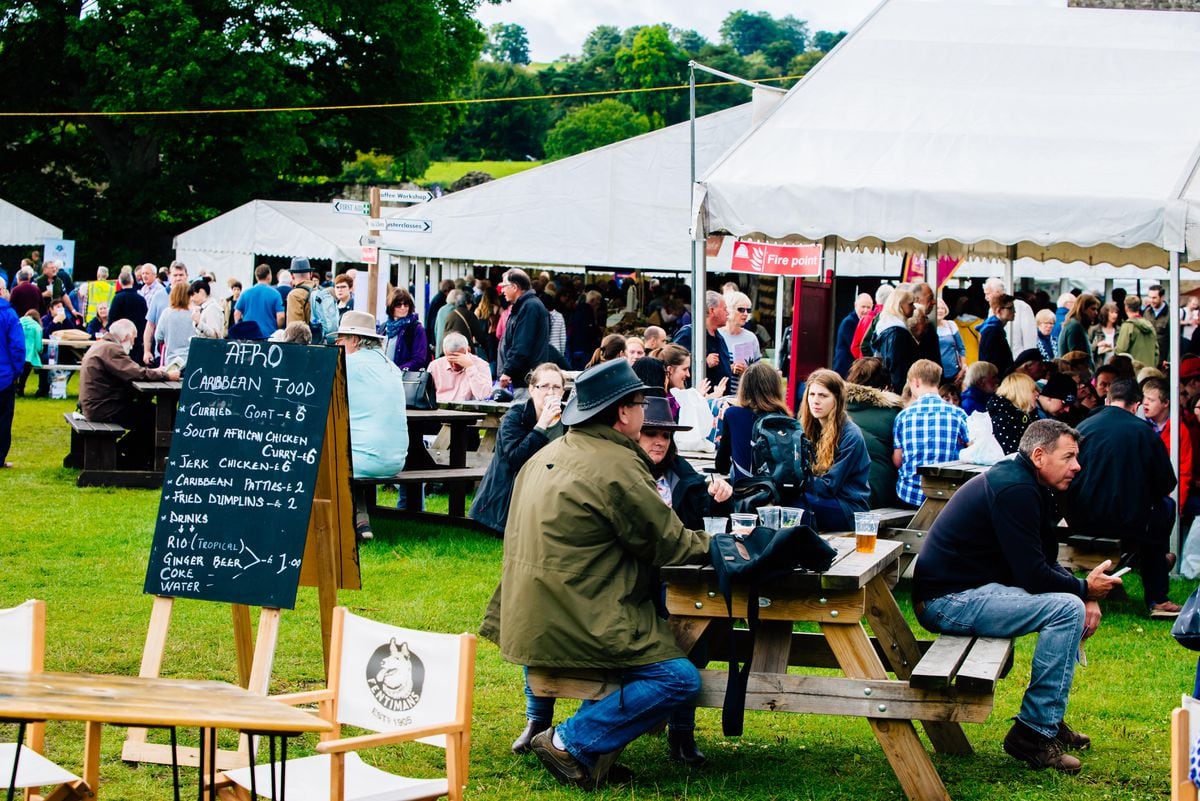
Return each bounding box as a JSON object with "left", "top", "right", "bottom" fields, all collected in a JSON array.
[
  {"left": 0, "top": 671, "right": 331, "bottom": 800},
  {"left": 660, "top": 537, "right": 989, "bottom": 801}
]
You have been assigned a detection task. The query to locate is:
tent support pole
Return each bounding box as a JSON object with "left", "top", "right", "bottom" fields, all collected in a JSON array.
[
  {"left": 1171, "top": 251, "right": 1182, "bottom": 573},
  {"left": 774, "top": 275, "right": 785, "bottom": 369},
  {"left": 689, "top": 62, "right": 706, "bottom": 391}
]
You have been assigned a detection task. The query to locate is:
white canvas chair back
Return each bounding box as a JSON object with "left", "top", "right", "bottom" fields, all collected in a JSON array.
[
  {"left": 0, "top": 600, "right": 41, "bottom": 673},
  {"left": 1185, "top": 695, "right": 1200, "bottom": 754},
  {"left": 335, "top": 611, "right": 463, "bottom": 747}
]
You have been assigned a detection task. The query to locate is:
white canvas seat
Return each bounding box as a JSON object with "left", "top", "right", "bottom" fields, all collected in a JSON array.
[
  {"left": 224, "top": 607, "right": 475, "bottom": 801},
  {"left": 0, "top": 600, "right": 81, "bottom": 800}
]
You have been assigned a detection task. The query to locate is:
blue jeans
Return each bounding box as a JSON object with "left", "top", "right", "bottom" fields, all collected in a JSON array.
[
  {"left": 916, "top": 583, "right": 1085, "bottom": 740},
  {"left": 522, "top": 664, "right": 699, "bottom": 732},
  {"left": 801, "top": 492, "right": 852, "bottom": 532},
  {"left": 557, "top": 658, "right": 701, "bottom": 770}
]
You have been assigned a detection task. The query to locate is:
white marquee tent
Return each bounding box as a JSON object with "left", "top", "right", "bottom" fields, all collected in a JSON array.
[
  {"left": 173, "top": 199, "right": 411, "bottom": 286},
  {"left": 0, "top": 197, "right": 62, "bottom": 247},
  {"left": 385, "top": 103, "right": 755, "bottom": 273},
  {"left": 697, "top": 0, "right": 1200, "bottom": 267}
]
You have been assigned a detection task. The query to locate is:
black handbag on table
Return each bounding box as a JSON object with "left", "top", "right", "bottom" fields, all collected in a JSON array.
[
  {"left": 401, "top": 369, "right": 436, "bottom": 411},
  {"left": 709, "top": 524, "right": 837, "bottom": 736}
]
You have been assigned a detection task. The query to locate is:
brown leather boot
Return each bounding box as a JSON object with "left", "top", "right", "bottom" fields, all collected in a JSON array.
[
  {"left": 1055, "top": 720, "right": 1091, "bottom": 751},
  {"left": 1003, "top": 719, "right": 1082, "bottom": 774}
]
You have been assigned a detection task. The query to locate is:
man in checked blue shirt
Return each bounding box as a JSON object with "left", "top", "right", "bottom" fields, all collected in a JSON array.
[{"left": 892, "top": 359, "right": 969, "bottom": 508}]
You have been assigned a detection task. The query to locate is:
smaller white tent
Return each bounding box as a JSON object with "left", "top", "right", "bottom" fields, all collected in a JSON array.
[
  {"left": 174, "top": 199, "right": 410, "bottom": 285},
  {"left": 0, "top": 197, "right": 62, "bottom": 247}
]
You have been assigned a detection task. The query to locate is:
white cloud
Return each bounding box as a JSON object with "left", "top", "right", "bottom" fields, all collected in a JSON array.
[{"left": 475, "top": 0, "right": 878, "bottom": 62}]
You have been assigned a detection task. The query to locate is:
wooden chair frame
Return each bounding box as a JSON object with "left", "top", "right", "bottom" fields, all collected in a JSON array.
[
  {"left": 3, "top": 600, "right": 49, "bottom": 801},
  {"left": 1173, "top": 699, "right": 1199, "bottom": 801},
  {"left": 222, "top": 606, "right": 475, "bottom": 801}
]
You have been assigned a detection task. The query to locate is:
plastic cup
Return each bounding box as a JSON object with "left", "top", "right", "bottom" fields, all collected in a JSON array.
[
  {"left": 730, "top": 513, "right": 758, "bottom": 536},
  {"left": 854, "top": 512, "right": 881, "bottom": 554},
  {"left": 778, "top": 507, "right": 805, "bottom": 528},
  {"left": 703, "top": 517, "right": 728, "bottom": 536},
  {"left": 758, "top": 506, "right": 782, "bottom": 529}
]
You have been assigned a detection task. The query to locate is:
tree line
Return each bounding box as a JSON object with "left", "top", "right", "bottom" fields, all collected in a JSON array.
[{"left": 0, "top": 1, "right": 840, "bottom": 269}]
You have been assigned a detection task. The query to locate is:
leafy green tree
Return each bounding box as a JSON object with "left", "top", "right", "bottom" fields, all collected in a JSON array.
[
  {"left": 614, "top": 25, "right": 687, "bottom": 128},
  {"left": 719, "top": 10, "right": 808, "bottom": 57},
  {"left": 543, "top": 99, "right": 649, "bottom": 161},
  {"left": 581, "top": 25, "right": 622, "bottom": 61},
  {"left": 762, "top": 40, "right": 798, "bottom": 71},
  {"left": 812, "top": 30, "right": 848, "bottom": 52},
  {"left": 486, "top": 22, "right": 531, "bottom": 65},
  {"left": 672, "top": 28, "right": 710, "bottom": 56},
  {"left": 0, "top": 0, "right": 496, "bottom": 266},
  {"left": 444, "top": 62, "right": 549, "bottom": 160}
]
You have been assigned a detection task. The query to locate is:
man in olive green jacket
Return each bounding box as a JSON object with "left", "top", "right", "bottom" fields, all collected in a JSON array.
[
  {"left": 483, "top": 359, "right": 710, "bottom": 789},
  {"left": 1115, "top": 295, "right": 1159, "bottom": 368}
]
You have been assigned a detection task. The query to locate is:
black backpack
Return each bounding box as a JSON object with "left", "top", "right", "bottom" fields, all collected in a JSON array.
[{"left": 749, "top": 412, "right": 813, "bottom": 504}]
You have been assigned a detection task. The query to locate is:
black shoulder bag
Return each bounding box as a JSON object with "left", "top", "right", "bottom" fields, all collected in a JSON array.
[{"left": 709, "top": 524, "right": 836, "bottom": 735}]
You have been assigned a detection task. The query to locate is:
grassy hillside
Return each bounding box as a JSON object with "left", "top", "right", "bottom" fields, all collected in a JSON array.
[{"left": 421, "top": 160, "right": 542, "bottom": 186}]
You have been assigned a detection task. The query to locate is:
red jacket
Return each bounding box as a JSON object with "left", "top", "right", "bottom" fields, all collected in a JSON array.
[
  {"left": 850, "top": 306, "right": 881, "bottom": 359},
  {"left": 1158, "top": 419, "right": 1192, "bottom": 508}
]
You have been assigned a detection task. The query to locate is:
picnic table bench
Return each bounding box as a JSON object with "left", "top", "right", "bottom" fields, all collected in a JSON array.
[
  {"left": 62, "top": 412, "right": 160, "bottom": 488},
  {"left": 529, "top": 537, "right": 1016, "bottom": 801}
]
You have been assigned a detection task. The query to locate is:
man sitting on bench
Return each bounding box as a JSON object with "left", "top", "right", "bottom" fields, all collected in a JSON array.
[
  {"left": 482, "top": 359, "right": 711, "bottom": 789},
  {"left": 78, "top": 319, "right": 179, "bottom": 468},
  {"left": 912, "top": 419, "right": 1122, "bottom": 775}
]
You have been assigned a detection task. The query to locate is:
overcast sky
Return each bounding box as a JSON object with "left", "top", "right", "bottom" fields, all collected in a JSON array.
[{"left": 475, "top": 0, "right": 880, "bottom": 62}]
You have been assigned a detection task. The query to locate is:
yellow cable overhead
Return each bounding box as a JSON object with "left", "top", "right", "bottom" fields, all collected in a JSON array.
[{"left": 0, "top": 74, "right": 803, "bottom": 118}]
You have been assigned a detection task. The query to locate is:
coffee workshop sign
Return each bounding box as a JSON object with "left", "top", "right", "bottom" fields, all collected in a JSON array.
[{"left": 143, "top": 338, "right": 337, "bottom": 609}]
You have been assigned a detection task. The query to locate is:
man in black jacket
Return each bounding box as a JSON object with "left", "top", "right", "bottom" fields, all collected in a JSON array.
[
  {"left": 1066, "top": 378, "right": 1179, "bottom": 617},
  {"left": 497, "top": 268, "right": 549, "bottom": 401},
  {"left": 913, "top": 420, "right": 1122, "bottom": 775}
]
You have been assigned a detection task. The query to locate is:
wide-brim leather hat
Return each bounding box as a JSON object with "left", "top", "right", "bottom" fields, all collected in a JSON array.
[
  {"left": 336, "top": 310, "right": 383, "bottom": 340},
  {"left": 561, "top": 359, "right": 653, "bottom": 426},
  {"left": 641, "top": 395, "right": 691, "bottom": 432}
]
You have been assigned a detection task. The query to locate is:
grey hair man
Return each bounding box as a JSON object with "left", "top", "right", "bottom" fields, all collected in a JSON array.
[
  {"left": 430, "top": 331, "right": 492, "bottom": 402},
  {"left": 440, "top": 289, "right": 477, "bottom": 355},
  {"left": 914, "top": 419, "right": 1121, "bottom": 774}
]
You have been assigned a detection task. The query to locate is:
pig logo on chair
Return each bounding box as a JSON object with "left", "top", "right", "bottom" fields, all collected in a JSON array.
[{"left": 366, "top": 638, "right": 425, "bottom": 712}]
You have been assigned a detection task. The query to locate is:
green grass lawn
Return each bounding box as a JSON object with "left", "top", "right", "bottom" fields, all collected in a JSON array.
[
  {"left": 1, "top": 395, "right": 1196, "bottom": 799},
  {"left": 420, "top": 160, "right": 542, "bottom": 186}
]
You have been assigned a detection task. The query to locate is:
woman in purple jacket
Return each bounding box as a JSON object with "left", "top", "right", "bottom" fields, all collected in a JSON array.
[{"left": 382, "top": 288, "right": 429, "bottom": 371}]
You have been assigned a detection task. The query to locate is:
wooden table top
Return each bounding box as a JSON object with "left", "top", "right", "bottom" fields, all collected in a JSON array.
[
  {"left": 438, "top": 400, "right": 513, "bottom": 415},
  {"left": 916, "top": 460, "right": 989, "bottom": 479},
  {"left": 0, "top": 672, "right": 332, "bottom": 734},
  {"left": 661, "top": 535, "right": 902, "bottom": 593},
  {"left": 132, "top": 380, "right": 183, "bottom": 392},
  {"left": 407, "top": 409, "right": 485, "bottom": 423}
]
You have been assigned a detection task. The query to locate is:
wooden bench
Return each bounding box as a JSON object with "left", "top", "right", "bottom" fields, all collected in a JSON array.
[
  {"left": 353, "top": 466, "right": 490, "bottom": 531},
  {"left": 62, "top": 413, "right": 160, "bottom": 488},
  {"left": 909, "top": 635, "right": 1014, "bottom": 694},
  {"left": 1057, "top": 531, "right": 1123, "bottom": 572}
]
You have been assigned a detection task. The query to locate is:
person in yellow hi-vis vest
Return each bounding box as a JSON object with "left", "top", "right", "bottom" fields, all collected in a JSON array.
[{"left": 85, "top": 266, "right": 115, "bottom": 322}]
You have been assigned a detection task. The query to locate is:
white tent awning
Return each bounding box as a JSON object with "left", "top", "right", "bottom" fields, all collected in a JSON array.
[
  {"left": 0, "top": 197, "right": 62, "bottom": 247},
  {"left": 698, "top": 0, "right": 1200, "bottom": 266}
]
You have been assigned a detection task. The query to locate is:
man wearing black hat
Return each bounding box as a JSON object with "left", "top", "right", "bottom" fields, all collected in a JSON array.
[
  {"left": 285, "top": 257, "right": 319, "bottom": 329},
  {"left": 484, "top": 359, "right": 711, "bottom": 789},
  {"left": 1014, "top": 348, "right": 1049, "bottom": 383},
  {"left": 1035, "top": 373, "right": 1076, "bottom": 421}
]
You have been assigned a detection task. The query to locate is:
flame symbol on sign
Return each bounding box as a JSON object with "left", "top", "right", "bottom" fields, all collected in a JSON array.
[{"left": 749, "top": 246, "right": 765, "bottom": 272}]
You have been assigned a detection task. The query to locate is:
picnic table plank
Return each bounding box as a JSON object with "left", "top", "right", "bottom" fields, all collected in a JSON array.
[
  {"left": 955, "top": 638, "right": 1014, "bottom": 694},
  {"left": 909, "top": 637, "right": 973, "bottom": 691}
]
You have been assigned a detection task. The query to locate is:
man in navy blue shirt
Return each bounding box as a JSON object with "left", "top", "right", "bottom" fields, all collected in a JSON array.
[
  {"left": 833, "top": 293, "right": 873, "bottom": 377},
  {"left": 913, "top": 419, "right": 1122, "bottom": 775}
]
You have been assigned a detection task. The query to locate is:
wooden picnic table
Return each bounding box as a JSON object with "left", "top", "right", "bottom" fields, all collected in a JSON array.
[
  {"left": 882, "top": 460, "right": 989, "bottom": 575},
  {"left": 0, "top": 670, "right": 331, "bottom": 800},
  {"left": 659, "top": 537, "right": 989, "bottom": 801},
  {"left": 133, "top": 379, "right": 183, "bottom": 474},
  {"left": 436, "top": 398, "right": 512, "bottom": 455}
]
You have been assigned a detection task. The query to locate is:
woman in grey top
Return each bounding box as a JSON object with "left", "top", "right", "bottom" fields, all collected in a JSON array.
[{"left": 154, "top": 281, "right": 197, "bottom": 369}]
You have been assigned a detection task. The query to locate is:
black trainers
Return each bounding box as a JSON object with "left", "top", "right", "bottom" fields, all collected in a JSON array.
[
  {"left": 667, "top": 729, "right": 707, "bottom": 767},
  {"left": 1003, "top": 720, "right": 1082, "bottom": 774},
  {"left": 530, "top": 727, "right": 594, "bottom": 789},
  {"left": 1055, "top": 721, "right": 1091, "bottom": 751}
]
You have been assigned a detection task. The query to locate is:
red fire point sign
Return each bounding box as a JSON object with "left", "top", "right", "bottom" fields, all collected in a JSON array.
[{"left": 730, "top": 241, "right": 822, "bottom": 277}]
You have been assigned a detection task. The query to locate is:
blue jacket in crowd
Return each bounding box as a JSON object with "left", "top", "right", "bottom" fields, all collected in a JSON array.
[{"left": 0, "top": 297, "right": 25, "bottom": 389}]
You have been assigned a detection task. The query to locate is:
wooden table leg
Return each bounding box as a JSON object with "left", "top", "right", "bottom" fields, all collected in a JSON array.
[
  {"left": 82, "top": 721, "right": 101, "bottom": 799},
  {"left": 823, "top": 620, "right": 950, "bottom": 801},
  {"left": 864, "top": 577, "right": 972, "bottom": 756},
  {"left": 669, "top": 617, "right": 713, "bottom": 655},
  {"left": 750, "top": 621, "right": 793, "bottom": 674}
]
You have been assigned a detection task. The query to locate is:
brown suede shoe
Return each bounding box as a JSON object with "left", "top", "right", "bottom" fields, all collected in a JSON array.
[
  {"left": 512, "top": 719, "right": 551, "bottom": 755},
  {"left": 1003, "top": 720, "right": 1082, "bottom": 774},
  {"left": 1055, "top": 721, "right": 1091, "bottom": 751},
  {"left": 530, "top": 728, "right": 595, "bottom": 789}
]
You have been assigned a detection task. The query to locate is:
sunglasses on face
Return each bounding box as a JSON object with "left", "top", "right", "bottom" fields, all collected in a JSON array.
[{"left": 736, "top": 307, "right": 752, "bottom": 314}]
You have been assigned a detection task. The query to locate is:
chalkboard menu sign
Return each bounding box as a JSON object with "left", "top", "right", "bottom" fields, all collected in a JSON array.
[{"left": 143, "top": 338, "right": 338, "bottom": 609}]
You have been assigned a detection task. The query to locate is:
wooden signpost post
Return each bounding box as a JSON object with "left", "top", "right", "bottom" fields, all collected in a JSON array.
[{"left": 123, "top": 338, "right": 358, "bottom": 769}]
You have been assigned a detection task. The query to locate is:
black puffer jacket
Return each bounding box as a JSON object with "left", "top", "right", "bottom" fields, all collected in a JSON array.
[{"left": 468, "top": 400, "right": 562, "bottom": 534}]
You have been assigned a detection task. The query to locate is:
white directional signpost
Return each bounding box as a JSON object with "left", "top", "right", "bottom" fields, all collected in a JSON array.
[
  {"left": 331, "top": 198, "right": 370, "bottom": 216},
  {"left": 378, "top": 188, "right": 433, "bottom": 204},
  {"left": 384, "top": 219, "right": 432, "bottom": 233}
]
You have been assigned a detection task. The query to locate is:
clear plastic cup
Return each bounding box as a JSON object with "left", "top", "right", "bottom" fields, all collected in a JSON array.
[
  {"left": 758, "top": 506, "right": 782, "bottom": 528},
  {"left": 854, "top": 512, "right": 881, "bottom": 553},
  {"left": 703, "top": 517, "right": 728, "bottom": 536},
  {"left": 730, "top": 513, "right": 758, "bottom": 536},
  {"left": 778, "top": 507, "right": 805, "bottom": 528}
]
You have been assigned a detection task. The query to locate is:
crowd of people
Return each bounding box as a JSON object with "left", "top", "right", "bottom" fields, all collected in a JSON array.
[{"left": 2, "top": 248, "right": 1195, "bottom": 786}]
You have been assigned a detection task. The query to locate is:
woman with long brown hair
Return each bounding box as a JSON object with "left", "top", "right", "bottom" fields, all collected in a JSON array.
[
  {"left": 1057, "top": 292, "right": 1100, "bottom": 371},
  {"left": 584, "top": 333, "right": 626, "bottom": 368},
  {"left": 798, "top": 369, "right": 871, "bottom": 531}
]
